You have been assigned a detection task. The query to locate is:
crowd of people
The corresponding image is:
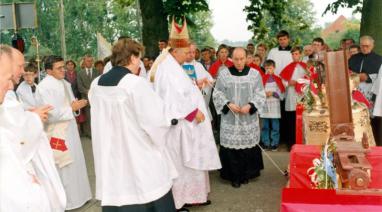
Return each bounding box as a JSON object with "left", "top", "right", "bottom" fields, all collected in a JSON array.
[{"left": 1, "top": 18, "right": 382, "bottom": 212}]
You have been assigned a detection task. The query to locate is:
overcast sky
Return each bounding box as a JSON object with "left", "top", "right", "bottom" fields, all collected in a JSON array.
[{"left": 209, "top": 0, "right": 360, "bottom": 42}]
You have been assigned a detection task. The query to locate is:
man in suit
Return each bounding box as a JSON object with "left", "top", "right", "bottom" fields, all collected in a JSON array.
[{"left": 77, "top": 55, "right": 99, "bottom": 138}]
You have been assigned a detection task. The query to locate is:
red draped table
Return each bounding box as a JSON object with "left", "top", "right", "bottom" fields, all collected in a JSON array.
[{"left": 281, "top": 144, "right": 382, "bottom": 211}]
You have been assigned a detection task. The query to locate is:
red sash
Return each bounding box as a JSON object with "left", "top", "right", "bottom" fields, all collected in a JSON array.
[
  {"left": 248, "top": 63, "right": 265, "bottom": 77},
  {"left": 279, "top": 62, "right": 307, "bottom": 81},
  {"left": 262, "top": 74, "right": 285, "bottom": 93},
  {"left": 209, "top": 59, "right": 233, "bottom": 78}
]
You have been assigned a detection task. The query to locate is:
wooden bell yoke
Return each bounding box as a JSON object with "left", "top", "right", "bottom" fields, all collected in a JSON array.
[{"left": 324, "top": 51, "right": 372, "bottom": 190}]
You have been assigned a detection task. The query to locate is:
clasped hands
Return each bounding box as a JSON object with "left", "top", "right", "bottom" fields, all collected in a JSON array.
[
  {"left": 196, "top": 78, "right": 214, "bottom": 90},
  {"left": 227, "top": 103, "right": 251, "bottom": 114},
  {"left": 71, "top": 99, "right": 88, "bottom": 112}
]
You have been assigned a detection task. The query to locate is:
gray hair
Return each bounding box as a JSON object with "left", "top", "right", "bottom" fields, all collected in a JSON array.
[
  {"left": 0, "top": 44, "right": 13, "bottom": 58},
  {"left": 360, "top": 35, "right": 375, "bottom": 44}
]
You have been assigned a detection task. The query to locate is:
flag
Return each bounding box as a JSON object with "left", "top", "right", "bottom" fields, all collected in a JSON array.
[{"left": 96, "top": 33, "right": 112, "bottom": 60}]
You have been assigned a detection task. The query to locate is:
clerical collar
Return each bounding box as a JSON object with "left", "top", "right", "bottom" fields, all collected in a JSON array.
[
  {"left": 278, "top": 46, "right": 292, "bottom": 51},
  {"left": 98, "top": 66, "right": 131, "bottom": 86},
  {"left": 228, "top": 66, "right": 250, "bottom": 76}
]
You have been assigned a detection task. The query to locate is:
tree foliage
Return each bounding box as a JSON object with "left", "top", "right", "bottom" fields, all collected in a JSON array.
[
  {"left": 324, "top": 0, "right": 362, "bottom": 15},
  {"left": 245, "top": 0, "right": 320, "bottom": 48},
  {"left": 325, "top": 19, "right": 360, "bottom": 49},
  {"left": 0, "top": 0, "right": 140, "bottom": 61},
  {"left": 323, "top": 0, "right": 382, "bottom": 54}
]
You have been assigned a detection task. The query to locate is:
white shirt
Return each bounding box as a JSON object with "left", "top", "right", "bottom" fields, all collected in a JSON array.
[
  {"left": 89, "top": 74, "right": 177, "bottom": 206},
  {"left": 16, "top": 81, "right": 38, "bottom": 110}
]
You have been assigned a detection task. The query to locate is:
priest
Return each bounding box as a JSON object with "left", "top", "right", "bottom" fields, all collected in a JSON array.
[
  {"left": 349, "top": 35, "right": 382, "bottom": 146},
  {"left": 150, "top": 18, "right": 221, "bottom": 211},
  {"left": 213, "top": 47, "right": 265, "bottom": 188},
  {"left": 1, "top": 46, "right": 67, "bottom": 211},
  {"left": 36, "top": 55, "right": 92, "bottom": 210}
]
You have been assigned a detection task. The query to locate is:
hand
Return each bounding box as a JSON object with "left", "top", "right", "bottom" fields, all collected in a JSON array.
[
  {"left": 196, "top": 79, "right": 205, "bottom": 89},
  {"left": 240, "top": 104, "right": 251, "bottom": 114},
  {"left": 195, "top": 110, "right": 205, "bottom": 124},
  {"left": 71, "top": 99, "right": 88, "bottom": 111},
  {"left": 266, "top": 91, "right": 273, "bottom": 97},
  {"left": 359, "top": 73, "right": 368, "bottom": 82},
  {"left": 228, "top": 103, "right": 241, "bottom": 113},
  {"left": 288, "top": 80, "right": 297, "bottom": 86},
  {"left": 29, "top": 105, "right": 53, "bottom": 123}
]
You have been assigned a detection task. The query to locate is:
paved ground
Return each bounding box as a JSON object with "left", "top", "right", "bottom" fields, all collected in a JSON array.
[{"left": 70, "top": 138, "right": 290, "bottom": 212}]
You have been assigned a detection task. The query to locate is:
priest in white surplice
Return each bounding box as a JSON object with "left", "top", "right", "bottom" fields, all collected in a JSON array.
[
  {"left": 1, "top": 46, "right": 67, "bottom": 211},
  {"left": 150, "top": 19, "right": 221, "bottom": 211},
  {"left": 1, "top": 44, "right": 50, "bottom": 212},
  {"left": 89, "top": 38, "right": 178, "bottom": 212},
  {"left": 36, "top": 55, "right": 92, "bottom": 210}
]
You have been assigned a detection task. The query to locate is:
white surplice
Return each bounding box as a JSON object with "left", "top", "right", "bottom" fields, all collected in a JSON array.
[
  {"left": 284, "top": 64, "right": 306, "bottom": 111},
  {"left": 267, "top": 47, "right": 293, "bottom": 75},
  {"left": 36, "top": 75, "right": 92, "bottom": 210},
  {"left": 16, "top": 81, "right": 37, "bottom": 110},
  {"left": 88, "top": 73, "right": 177, "bottom": 206},
  {"left": 1, "top": 91, "right": 66, "bottom": 211},
  {"left": 0, "top": 127, "right": 50, "bottom": 212},
  {"left": 153, "top": 54, "right": 221, "bottom": 209},
  {"left": 183, "top": 60, "right": 214, "bottom": 120},
  {"left": 372, "top": 66, "right": 382, "bottom": 117}
]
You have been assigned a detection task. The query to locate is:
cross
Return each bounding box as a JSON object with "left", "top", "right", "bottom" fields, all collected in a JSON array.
[{"left": 51, "top": 139, "right": 62, "bottom": 149}]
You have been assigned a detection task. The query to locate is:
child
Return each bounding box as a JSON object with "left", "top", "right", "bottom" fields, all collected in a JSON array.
[
  {"left": 260, "top": 60, "right": 285, "bottom": 151},
  {"left": 279, "top": 46, "right": 307, "bottom": 149},
  {"left": 16, "top": 64, "right": 38, "bottom": 110},
  {"left": 247, "top": 53, "right": 264, "bottom": 77}
]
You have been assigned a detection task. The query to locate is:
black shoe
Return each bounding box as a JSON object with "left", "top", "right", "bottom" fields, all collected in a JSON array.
[
  {"left": 231, "top": 181, "right": 241, "bottom": 188},
  {"left": 265, "top": 145, "right": 271, "bottom": 151},
  {"left": 177, "top": 207, "right": 189, "bottom": 212},
  {"left": 271, "top": 145, "right": 278, "bottom": 152},
  {"left": 241, "top": 179, "right": 249, "bottom": 184},
  {"left": 184, "top": 200, "right": 211, "bottom": 207}
]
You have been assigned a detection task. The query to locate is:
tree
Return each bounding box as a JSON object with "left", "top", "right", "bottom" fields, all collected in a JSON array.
[
  {"left": 0, "top": 0, "right": 141, "bottom": 61},
  {"left": 245, "top": 0, "right": 320, "bottom": 48},
  {"left": 118, "top": 0, "right": 210, "bottom": 57},
  {"left": 325, "top": 19, "right": 360, "bottom": 49},
  {"left": 187, "top": 10, "right": 217, "bottom": 48},
  {"left": 325, "top": 0, "right": 382, "bottom": 54}
]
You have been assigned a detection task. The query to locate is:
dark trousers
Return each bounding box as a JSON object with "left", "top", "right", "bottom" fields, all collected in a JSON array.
[
  {"left": 83, "top": 105, "right": 91, "bottom": 137},
  {"left": 371, "top": 116, "right": 382, "bottom": 146},
  {"left": 102, "top": 190, "right": 176, "bottom": 212},
  {"left": 285, "top": 111, "right": 296, "bottom": 149},
  {"left": 279, "top": 100, "right": 288, "bottom": 145}
]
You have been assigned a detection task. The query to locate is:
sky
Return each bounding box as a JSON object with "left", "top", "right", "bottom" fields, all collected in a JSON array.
[{"left": 209, "top": 0, "right": 360, "bottom": 42}]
